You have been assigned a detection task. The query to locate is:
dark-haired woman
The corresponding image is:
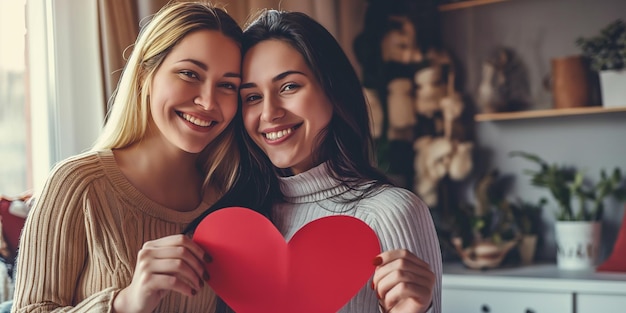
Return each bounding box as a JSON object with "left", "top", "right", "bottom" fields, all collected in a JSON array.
[{"left": 238, "top": 9, "right": 442, "bottom": 313}]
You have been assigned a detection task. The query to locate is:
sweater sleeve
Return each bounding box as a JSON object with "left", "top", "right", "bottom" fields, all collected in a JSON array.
[
  {"left": 363, "top": 187, "right": 443, "bottom": 313},
  {"left": 12, "top": 159, "right": 118, "bottom": 312}
]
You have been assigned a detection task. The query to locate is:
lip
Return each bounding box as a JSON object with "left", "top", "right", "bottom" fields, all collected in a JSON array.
[
  {"left": 260, "top": 123, "right": 302, "bottom": 144},
  {"left": 261, "top": 123, "right": 301, "bottom": 134},
  {"left": 177, "top": 111, "right": 218, "bottom": 133}
]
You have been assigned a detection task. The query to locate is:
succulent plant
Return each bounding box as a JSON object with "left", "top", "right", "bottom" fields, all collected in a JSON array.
[
  {"left": 576, "top": 19, "right": 626, "bottom": 71},
  {"left": 512, "top": 151, "right": 626, "bottom": 221},
  {"left": 510, "top": 151, "right": 578, "bottom": 220}
]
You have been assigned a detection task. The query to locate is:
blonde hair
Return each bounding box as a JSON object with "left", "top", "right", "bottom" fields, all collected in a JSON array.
[{"left": 93, "top": 1, "right": 243, "bottom": 195}]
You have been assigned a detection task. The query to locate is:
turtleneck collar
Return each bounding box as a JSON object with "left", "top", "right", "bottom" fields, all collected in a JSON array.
[{"left": 277, "top": 162, "right": 351, "bottom": 204}]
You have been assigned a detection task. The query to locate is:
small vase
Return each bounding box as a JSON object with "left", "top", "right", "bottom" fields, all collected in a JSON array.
[
  {"left": 551, "top": 55, "right": 591, "bottom": 109},
  {"left": 554, "top": 221, "right": 601, "bottom": 270},
  {"left": 518, "top": 234, "right": 538, "bottom": 265}
]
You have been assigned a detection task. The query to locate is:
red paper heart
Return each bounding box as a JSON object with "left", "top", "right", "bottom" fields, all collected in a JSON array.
[{"left": 192, "top": 207, "right": 380, "bottom": 313}]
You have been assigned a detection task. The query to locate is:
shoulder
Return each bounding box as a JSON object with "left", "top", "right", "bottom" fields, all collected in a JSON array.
[
  {"left": 28, "top": 151, "right": 112, "bottom": 223},
  {"left": 49, "top": 150, "right": 105, "bottom": 175},
  {"left": 45, "top": 150, "right": 110, "bottom": 190},
  {"left": 354, "top": 185, "right": 432, "bottom": 229},
  {"left": 359, "top": 185, "right": 429, "bottom": 213}
]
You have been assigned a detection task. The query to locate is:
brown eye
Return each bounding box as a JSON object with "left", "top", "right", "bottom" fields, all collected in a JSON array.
[
  {"left": 281, "top": 83, "right": 300, "bottom": 92},
  {"left": 179, "top": 70, "right": 199, "bottom": 80},
  {"left": 244, "top": 94, "right": 261, "bottom": 103},
  {"left": 219, "top": 82, "right": 238, "bottom": 90}
]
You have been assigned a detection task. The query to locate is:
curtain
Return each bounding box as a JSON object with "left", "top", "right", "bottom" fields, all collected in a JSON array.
[
  {"left": 97, "top": 0, "right": 367, "bottom": 114},
  {"left": 97, "top": 0, "right": 169, "bottom": 114}
]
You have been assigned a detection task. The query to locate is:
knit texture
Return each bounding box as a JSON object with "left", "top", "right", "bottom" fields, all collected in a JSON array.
[
  {"left": 12, "top": 150, "right": 216, "bottom": 313},
  {"left": 273, "top": 163, "right": 442, "bottom": 313}
]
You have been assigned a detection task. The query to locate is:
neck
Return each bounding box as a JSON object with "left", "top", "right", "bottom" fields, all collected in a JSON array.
[{"left": 113, "top": 137, "right": 205, "bottom": 212}]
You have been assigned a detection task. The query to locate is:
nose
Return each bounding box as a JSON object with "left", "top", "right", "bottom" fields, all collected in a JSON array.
[
  {"left": 260, "top": 96, "right": 285, "bottom": 122},
  {"left": 194, "top": 86, "right": 216, "bottom": 111}
]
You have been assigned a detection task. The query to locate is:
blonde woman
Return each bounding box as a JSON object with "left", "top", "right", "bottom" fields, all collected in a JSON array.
[{"left": 12, "top": 2, "right": 242, "bottom": 312}]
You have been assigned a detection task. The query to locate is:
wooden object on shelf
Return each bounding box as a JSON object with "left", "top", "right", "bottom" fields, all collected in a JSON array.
[
  {"left": 438, "top": 0, "right": 510, "bottom": 12},
  {"left": 474, "top": 106, "right": 626, "bottom": 122},
  {"left": 519, "top": 234, "right": 538, "bottom": 265},
  {"left": 551, "top": 55, "right": 591, "bottom": 109}
]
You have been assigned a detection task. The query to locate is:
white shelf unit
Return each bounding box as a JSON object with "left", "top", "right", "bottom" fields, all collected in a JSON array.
[{"left": 442, "top": 263, "right": 626, "bottom": 313}]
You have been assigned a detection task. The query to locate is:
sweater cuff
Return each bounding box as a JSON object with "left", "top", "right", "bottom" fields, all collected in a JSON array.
[{"left": 107, "top": 288, "right": 122, "bottom": 313}]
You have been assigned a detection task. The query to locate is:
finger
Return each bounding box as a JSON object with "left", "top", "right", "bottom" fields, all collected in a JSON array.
[
  {"left": 373, "top": 255, "right": 433, "bottom": 287},
  {"left": 376, "top": 249, "right": 430, "bottom": 268},
  {"left": 376, "top": 267, "right": 433, "bottom": 300},
  {"left": 136, "top": 250, "right": 205, "bottom": 291},
  {"left": 374, "top": 258, "right": 433, "bottom": 283},
  {"left": 141, "top": 237, "right": 211, "bottom": 281},
  {"left": 145, "top": 234, "right": 212, "bottom": 264},
  {"left": 371, "top": 251, "right": 436, "bottom": 312},
  {"left": 387, "top": 280, "right": 432, "bottom": 308},
  {"left": 144, "top": 272, "right": 200, "bottom": 297}
]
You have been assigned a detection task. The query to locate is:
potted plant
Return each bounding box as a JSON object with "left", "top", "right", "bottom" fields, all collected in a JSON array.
[
  {"left": 450, "top": 169, "right": 520, "bottom": 269},
  {"left": 576, "top": 19, "right": 626, "bottom": 107},
  {"left": 563, "top": 167, "right": 626, "bottom": 221},
  {"left": 509, "top": 151, "right": 578, "bottom": 220},
  {"left": 511, "top": 151, "right": 626, "bottom": 270},
  {"left": 510, "top": 197, "right": 546, "bottom": 265}
]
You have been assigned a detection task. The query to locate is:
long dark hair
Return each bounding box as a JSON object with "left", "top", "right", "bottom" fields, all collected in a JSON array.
[
  {"left": 193, "top": 10, "right": 397, "bottom": 312},
  {"left": 183, "top": 106, "right": 277, "bottom": 233},
  {"left": 242, "top": 10, "right": 393, "bottom": 197}
]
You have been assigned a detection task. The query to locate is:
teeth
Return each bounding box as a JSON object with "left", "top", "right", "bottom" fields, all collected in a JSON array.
[
  {"left": 181, "top": 113, "right": 213, "bottom": 127},
  {"left": 264, "top": 128, "right": 292, "bottom": 141}
]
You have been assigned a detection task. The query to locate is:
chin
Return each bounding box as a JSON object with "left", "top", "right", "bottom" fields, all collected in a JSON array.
[
  {"left": 179, "top": 143, "right": 209, "bottom": 154},
  {"left": 269, "top": 158, "right": 294, "bottom": 170}
]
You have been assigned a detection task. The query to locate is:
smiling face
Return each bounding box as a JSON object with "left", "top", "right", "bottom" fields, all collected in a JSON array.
[
  {"left": 149, "top": 29, "right": 241, "bottom": 154},
  {"left": 240, "top": 39, "right": 334, "bottom": 174}
]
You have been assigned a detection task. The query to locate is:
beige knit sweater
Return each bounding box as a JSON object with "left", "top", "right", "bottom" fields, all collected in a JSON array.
[{"left": 12, "top": 150, "right": 216, "bottom": 313}]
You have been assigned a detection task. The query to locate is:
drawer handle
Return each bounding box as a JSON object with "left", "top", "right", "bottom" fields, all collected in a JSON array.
[
  {"left": 525, "top": 310, "right": 536, "bottom": 313},
  {"left": 481, "top": 304, "right": 490, "bottom": 312}
]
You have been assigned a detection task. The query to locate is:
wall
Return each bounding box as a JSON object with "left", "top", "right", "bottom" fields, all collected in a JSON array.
[{"left": 440, "top": 0, "right": 626, "bottom": 261}]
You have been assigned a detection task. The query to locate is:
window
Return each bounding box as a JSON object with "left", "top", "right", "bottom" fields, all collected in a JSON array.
[
  {"left": 1, "top": 0, "right": 104, "bottom": 197},
  {"left": 0, "top": 0, "right": 29, "bottom": 196}
]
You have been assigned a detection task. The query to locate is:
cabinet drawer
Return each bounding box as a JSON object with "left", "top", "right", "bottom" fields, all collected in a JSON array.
[
  {"left": 442, "top": 288, "right": 572, "bottom": 313},
  {"left": 577, "top": 293, "right": 626, "bottom": 313}
]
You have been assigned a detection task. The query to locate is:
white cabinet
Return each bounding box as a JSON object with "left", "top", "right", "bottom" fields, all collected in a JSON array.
[
  {"left": 442, "top": 263, "right": 626, "bottom": 313},
  {"left": 443, "top": 288, "right": 571, "bottom": 313},
  {"left": 578, "top": 294, "right": 626, "bottom": 313}
]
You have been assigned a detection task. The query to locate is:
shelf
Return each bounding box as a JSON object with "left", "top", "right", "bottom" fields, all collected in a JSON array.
[
  {"left": 474, "top": 106, "right": 626, "bottom": 122},
  {"left": 438, "top": 0, "right": 511, "bottom": 12}
]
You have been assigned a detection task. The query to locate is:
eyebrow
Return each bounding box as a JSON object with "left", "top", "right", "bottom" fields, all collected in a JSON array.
[
  {"left": 240, "top": 70, "right": 306, "bottom": 90},
  {"left": 178, "top": 59, "right": 241, "bottom": 78}
]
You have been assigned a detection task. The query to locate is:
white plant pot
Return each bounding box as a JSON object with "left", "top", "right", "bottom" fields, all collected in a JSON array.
[
  {"left": 599, "top": 70, "right": 626, "bottom": 108},
  {"left": 554, "top": 221, "right": 601, "bottom": 270}
]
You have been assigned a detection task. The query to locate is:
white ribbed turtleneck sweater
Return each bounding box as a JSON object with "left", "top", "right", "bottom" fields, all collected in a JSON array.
[{"left": 272, "top": 163, "right": 442, "bottom": 313}]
